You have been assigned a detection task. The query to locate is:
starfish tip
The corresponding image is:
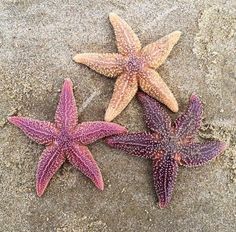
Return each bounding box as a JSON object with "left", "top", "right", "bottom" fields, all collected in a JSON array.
[
  {"left": 104, "top": 112, "right": 114, "bottom": 122},
  {"left": 64, "top": 78, "right": 72, "bottom": 85},
  {"left": 96, "top": 179, "right": 104, "bottom": 191},
  {"left": 113, "top": 125, "right": 127, "bottom": 134},
  {"left": 189, "top": 93, "right": 202, "bottom": 105},
  {"left": 121, "top": 126, "right": 128, "bottom": 133},
  {"left": 109, "top": 12, "right": 118, "bottom": 19},
  {"left": 73, "top": 54, "right": 84, "bottom": 63},
  {"left": 171, "top": 103, "right": 179, "bottom": 113},
  {"left": 7, "top": 116, "right": 19, "bottom": 125},
  {"left": 174, "top": 30, "right": 182, "bottom": 36},
  {"left": 36, "top": 186, "right": 44, "bottom": 197},
  {"left": 99, "top": 184, "right": 104, "bottom": 191},
  {"left": 7, "top": 116, "right": 14, "bottom": 123},
  {"left": 62, "top": 78, "right": 73, "bottom": 93},
  {"left": 64, "top": 77, "right": 71, "bottom": 82},
  {"left": 159, "top": 201, "right": 169, "bottom": 209},
  {"left": 170, "top": 31, "right": 182, "bottom": 42},
  {"left": 190, "top": 93, "right": 199, "bottom": 99},
  {"left": 219, "top": 142, "right": 228, "bottom": 152},
  {"left": 105, "top": 137, "right": 113, "bottom": 146}
]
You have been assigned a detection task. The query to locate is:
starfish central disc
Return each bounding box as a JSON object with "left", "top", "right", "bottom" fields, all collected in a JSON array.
[
  {"left": 125, "top": 56, "right": 144, "bottom": 74},
  {"left": 168, "top": 136, "right": 179, "bottom": 150},
  {"left": 56, "top": 131, "right": 73, "bottom": 147}
]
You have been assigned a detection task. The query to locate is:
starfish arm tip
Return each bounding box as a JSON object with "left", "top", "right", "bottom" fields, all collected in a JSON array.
[
  {"left": 62, "top": 77, "right": 73, "bottom": 90},
  {"left": 173, "top": 30, "right": 182, "bottom": 36},
  {"left": 105, "top": 137, "right": 113, "bottom": 146},
  {"left": 92, "top": 173, "right": 105, "bottom": 191},
  {"left": 73, "top": 54, "right": 83, "bottom": 63},
  {"left": 121, "top": 127, "right": 128, "bottom": 134},
  {"left": 170, "top": 31, "right": 182, "bottom": 43},
  {"left": 107, "top": 124, "right": 128, "bottom": 135},
  {"left": 159, "top": 201, "right": 169, "bottom": 209},
  {"left": 104, "top": 108, "right": 118, "bottom": 122},
  {"left": 189, "top": 93, "right": 203, "bottom": 113},
  {"left": 36, "top": 184, "right": 45, "bottom": 197},
  {"left": 92, "top": 171, "right": 104, "bottom": 191},
  {"left": 8, "top": 116, "right": 23, "bottom": 125},
  {"left": 171, "top": 102, "right": 179, "bottom": 112},
  {"left": 64, "top": 78, "right": 72, "bottom": 83},
  {"left": 36, "top": 192, "right": 43, "bottom": 197},
  {"left": 97, "top": 180, "right": 104, "bottom": 191},
  {"left": 219, "top": 141, "right": 228, "bottom": 153},
  {"left": 63, "top": 78, "right": 73, "bottom": 89},
  {"left": 109, "top": 12, "right": 118, "bottom": 20},
  {"left": 104, "top": 114, "right": 113, "bottom": 122},
  {"left": 7, "top": 116, "right": 15, "bottom": 124},
  {"left": 190, "top": 93, "right": 200, "bottom": 101}
]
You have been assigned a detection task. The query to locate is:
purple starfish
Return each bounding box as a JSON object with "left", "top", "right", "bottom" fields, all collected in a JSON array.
[
  {"left": 106, "top": 92, "right": 227, "bottom": 208},
  {"left": 8, "top": 79, "right": 127, "bottom": 196}
]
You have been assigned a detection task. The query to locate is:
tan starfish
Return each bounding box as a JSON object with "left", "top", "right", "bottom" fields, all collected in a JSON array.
[{"left": 73, "top": 13, "right": 181, "bottom": 121}]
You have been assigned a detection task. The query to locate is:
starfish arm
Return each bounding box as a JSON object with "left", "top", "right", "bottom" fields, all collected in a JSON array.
[
  {"left": 105, "top": 73, "right": 138, "bottom": 121},
  {"left": 109, "top": 13, "right": 141, "bottom": 56},
  {"left": 138, "top": 68, "right": 178, "bottom": 112},
  {"left": 36, "top": 144, "right": 65, "bottom": 196},
  {"left": 174, "top": 94, "right": 202, "bottom": 139},
  {"left": 73, "top": 121, "right": 127, "bottom": 144},
  {"left": 141, "top": 31, "right": 181, "bottom": 69},
  {"left": 179, "top": 141, "right": 227, "bottom": 167},
  {"left": 67, "top": 144, "right": 104, "bottom": 190},
  {"left": 153, "top": 157, "right": 178, "bottom": 208},
  {"left": 55, "top": 79, "right": 78, "bottom": 131},
  {"left": 8, "top": 116, "right": 57, "bottom": 145},
  {"left": 106, "top": 132, "right": 158, "bottom": 158},
  {"left": 137, "top": 92, "right": 172, "bottom": 136},
  {"left": 73, "top": 53, "right": 125, "bottom": 77}
]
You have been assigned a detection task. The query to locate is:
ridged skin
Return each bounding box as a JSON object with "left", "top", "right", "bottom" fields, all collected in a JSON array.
[
  {"left": 73, "top": 13, "right": 181, "bottom": 121},
  {"left": 8, "top": 79, "right": 127, "bottom": 196},
  {"left": 106, "top": 92, "right": 227, "bottom": 208}
]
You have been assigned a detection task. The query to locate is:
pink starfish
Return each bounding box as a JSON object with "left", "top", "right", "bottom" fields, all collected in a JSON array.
[{"left": 8, "top": 79, "right": 127, "bottom": 196}]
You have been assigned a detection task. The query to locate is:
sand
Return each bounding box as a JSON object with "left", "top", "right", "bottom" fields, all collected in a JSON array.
[{"left": 0, "top": 0, "right": 235, "bottom": 231}]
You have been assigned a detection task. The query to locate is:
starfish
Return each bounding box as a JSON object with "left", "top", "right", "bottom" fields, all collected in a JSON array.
[
  {"left": 106, "top": 92, "right": 227, "bottom": 208},
  {"left": 73, "top": 13, "right": 181, "bottom": 121},
  {"left": 8, "top": 79, "right": 127, "bottom": 197}
]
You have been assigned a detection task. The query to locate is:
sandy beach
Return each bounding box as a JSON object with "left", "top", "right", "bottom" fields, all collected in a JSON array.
[{"left": 0, "top": 0, "right": 235, "bottom": 231}]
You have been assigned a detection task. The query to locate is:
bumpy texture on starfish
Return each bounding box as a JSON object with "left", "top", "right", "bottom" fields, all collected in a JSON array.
[
  {"left": 106, "top": 92, "right": 227, "bottom": 208},
  {"left": 73, "top": 13, "right": 181, "bottom": 121},
  {"left": 8, "top": 79, "right": 127, "bottom": 196}
]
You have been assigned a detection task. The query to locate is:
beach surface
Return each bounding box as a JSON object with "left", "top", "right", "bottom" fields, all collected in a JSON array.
[{"left": 0, "top": 0, "right": 235, "bottom": 231}]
